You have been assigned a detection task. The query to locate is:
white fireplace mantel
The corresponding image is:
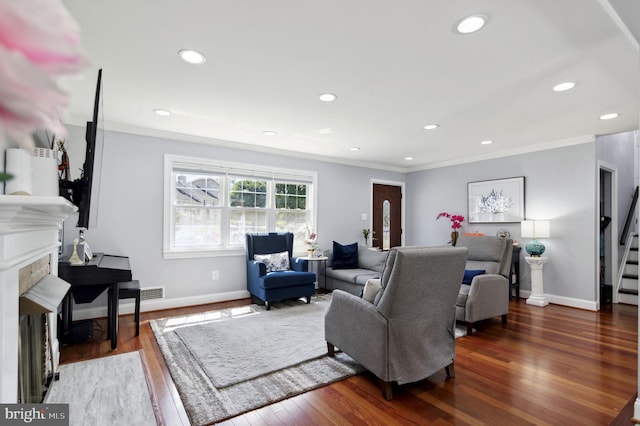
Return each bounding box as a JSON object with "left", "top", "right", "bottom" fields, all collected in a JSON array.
[
  {"left": 0, "top": 195, "right": 76, "bottom": 403},
  {"left": 0, "top": 195, "right": 77, "bottom": 234}
]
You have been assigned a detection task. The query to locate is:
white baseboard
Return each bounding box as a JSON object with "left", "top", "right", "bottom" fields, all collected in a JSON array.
[
  {"left": 74, "top": 288, "right": 601, "bottom": 320},
  {"left": 516, "top": 290, "right": 598, "bottom": 311},
  {"left": 72, "top": 290, "right": 252, "bottom": 321}
]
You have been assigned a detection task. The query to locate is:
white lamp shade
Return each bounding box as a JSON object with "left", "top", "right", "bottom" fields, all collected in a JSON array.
[
  {"left": 535, "top": 220, "right": 550, "bottom": 238},
  {"left": 521, "top": 220, "right": 550, "bottom": 238},
  {"left": 521, "top": 220, "right": 534, "bottom": 238}
]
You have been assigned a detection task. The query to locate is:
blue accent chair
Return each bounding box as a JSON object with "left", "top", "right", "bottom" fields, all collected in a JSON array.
[{"left": 246, "top": 232, "right": 316, "bottom": 310}]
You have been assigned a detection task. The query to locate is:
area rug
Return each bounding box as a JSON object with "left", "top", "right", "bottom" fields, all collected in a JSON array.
[
  {"left": 175, "top": 297, "right": 332, "bottom": 388},
  {"left": 44, "top": 351, "right": 156, "bottom": 426},
  {"left": 150, "top": 294, "right": 364, "bottom": 425}
]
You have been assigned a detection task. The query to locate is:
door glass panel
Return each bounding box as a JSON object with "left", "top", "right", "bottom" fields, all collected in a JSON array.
[{"left": 383, "top": 200, "right": 391, "bottom": 250}]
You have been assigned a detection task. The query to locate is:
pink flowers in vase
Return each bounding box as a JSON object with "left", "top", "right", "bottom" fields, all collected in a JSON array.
[
  {"left": 436, "top": 212, "right": 465, "bottom": 230},
  {"left": 305, "top": 232, "right": 318, "bottom": 250},
  {"left": 0, "top": 0, "right": 87, "bottom": 149}
]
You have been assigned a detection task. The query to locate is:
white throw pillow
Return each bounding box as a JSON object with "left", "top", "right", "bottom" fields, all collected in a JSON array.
[
  {"left": 254, "top": 251, "right": 290, "bottom": 272},
  {"left": 362, "top": 278, "right": 382, "bottom": 304}
]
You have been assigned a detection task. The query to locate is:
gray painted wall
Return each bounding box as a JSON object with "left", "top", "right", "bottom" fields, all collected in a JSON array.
[
  {"left": 406, "top": 143, "right": 598, "bottom": 303},
  {"left": 596, "top": 131, "right": 637, "bottom": 245},
  {"left": 63, "top": 124, "right": 636, "bottom": 312},
  {"left": 62, "top": 125, "right": 404, "bottom": 309}
]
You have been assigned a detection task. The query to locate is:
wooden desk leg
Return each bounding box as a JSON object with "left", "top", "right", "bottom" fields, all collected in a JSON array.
[
  {"left": 61, "top": 292, "right": 72, "bottom": 338},
  {"left": 109, "top": 282, "right": 119, "bottom": 350},
  {"left": 107, "top": 287, "right": 112, "bottom": 338}
]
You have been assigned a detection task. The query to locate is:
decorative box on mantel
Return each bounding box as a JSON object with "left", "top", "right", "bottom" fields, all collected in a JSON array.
[{"left": 0, "top": 195, "right": 76, "bottom": 403}]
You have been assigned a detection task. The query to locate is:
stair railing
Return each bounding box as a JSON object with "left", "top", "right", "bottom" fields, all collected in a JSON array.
[{"left": 620, "top": 186, "right": 638, "bottom": 246}]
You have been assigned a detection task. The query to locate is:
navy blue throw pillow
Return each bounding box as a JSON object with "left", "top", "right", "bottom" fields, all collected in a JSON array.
[
  {"left": 332, "top": 241, "right": 358, "bottom": 269},
  {"left": 462, "top": 269, "right": 485, "bottom": 284}
]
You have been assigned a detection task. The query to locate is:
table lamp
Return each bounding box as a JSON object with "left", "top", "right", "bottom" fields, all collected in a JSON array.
[{"left": 521, "top": 220, "right": 550, "bottom": 256}]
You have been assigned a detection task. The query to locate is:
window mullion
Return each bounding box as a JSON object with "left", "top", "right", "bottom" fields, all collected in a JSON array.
[
  {"left": 221, "top": 174, "right": 230, "bottom": 248},
  {"left": 268, "top": 180, "right": 276, "bottom": 230}
]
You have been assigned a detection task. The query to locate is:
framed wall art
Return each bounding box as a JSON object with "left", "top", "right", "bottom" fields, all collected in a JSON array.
[{"left": 467, "top": 176, "right": 525, "bottom": 223}]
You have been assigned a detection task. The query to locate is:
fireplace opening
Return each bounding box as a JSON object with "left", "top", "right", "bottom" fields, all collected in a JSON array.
[
  {"left": 18, "top": 313, "right": 49, "bottom": 403},
  {"left": 17, "top": 256, "right": 70, "bottom": 403}
]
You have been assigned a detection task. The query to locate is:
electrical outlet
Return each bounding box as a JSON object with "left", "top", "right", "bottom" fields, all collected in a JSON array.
[{"left": 212, "top": 270, "right": 219, "bottom": 280}]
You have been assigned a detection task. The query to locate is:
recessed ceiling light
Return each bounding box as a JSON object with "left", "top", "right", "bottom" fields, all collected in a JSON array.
[
  {"left": 480, "top": 140, "right": 493, "bottom": 145},
  {"left": 599, "top": 113, "right": 619, "bottom": 120},
  {"left": 405, "top": 156, "right": 415, "bottom": 161},
  {"left": 553, "top": 81, "right": 576, "bottom": 92},
  {"left": 178, "top": 49, "right": 206, "bottom": 64},
  {"left": 454, "top": 15, "right": 487, "bottom": 34},
  {"left": 263, "top": 130, "right": 278, "bottom": 136},
  {"left": 154, "top": 109, "right": 171, "bottom": 116},
  {"left": 423, "top": 124, "right": 439, "bottom": 130},
  {"left": 349, "top": 147, "right": 360, "bottom": 151},
  {"left": 318, "top": 128, "right": 333, "bottom": 135},
  {"left": 319, "top": 93, "right": 337, "bottom": 102}
]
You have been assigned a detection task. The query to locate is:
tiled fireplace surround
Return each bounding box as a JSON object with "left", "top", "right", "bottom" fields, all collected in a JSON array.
[{"left": 0, "top": 196, "right": 76, "bottom": 402}]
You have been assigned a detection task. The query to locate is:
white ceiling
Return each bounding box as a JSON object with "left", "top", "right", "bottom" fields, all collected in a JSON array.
[{"left": 60, "top": 0, "right": 640, "bottom": 171}]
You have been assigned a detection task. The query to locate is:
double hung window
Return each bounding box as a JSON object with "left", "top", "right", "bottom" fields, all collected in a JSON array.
[{"left": 164, "top": 155, "right": 316, "bottom": 258}]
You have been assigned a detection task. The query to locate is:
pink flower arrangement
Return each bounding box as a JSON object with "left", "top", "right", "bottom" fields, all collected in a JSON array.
[
  {"left": 436, "top": 212, "right": 464, "bottom": 230},
  {"left": 305, "top": 232, "right": 318, "bottom": 249},
  {"left": 0, "top": 0, "right": 86, "bottom": 149}
]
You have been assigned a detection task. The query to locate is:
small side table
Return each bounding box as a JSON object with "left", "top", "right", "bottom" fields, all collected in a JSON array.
[
  {"left": 511, "top": 246, "right": 521, "bottom": 300},
  {"left": 525, "top": 256, "right": 549, "bottom": 307},
  {"left": 305, "top": 256, "right": 328, "bottom": 291}
]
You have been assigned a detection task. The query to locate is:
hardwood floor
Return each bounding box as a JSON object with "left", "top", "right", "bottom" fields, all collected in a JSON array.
[{"left": 59, "top": 298, "right": 638, "bottom": 425}]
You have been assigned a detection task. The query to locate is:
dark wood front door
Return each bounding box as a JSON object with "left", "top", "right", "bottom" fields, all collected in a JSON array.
[{"left": 372, "top": 184, "right": 402, "bottom": 250}]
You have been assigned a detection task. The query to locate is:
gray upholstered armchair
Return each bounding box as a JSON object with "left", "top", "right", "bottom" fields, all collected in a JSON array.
[
  {"left": 324, "top": 246, "right": 468, "bottom": 400},
  {"left": 456, "top": 235, "right": 513, "bottom": 335}
]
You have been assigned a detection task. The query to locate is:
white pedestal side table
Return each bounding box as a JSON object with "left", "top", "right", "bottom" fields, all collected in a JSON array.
[{"left": 525, "top": 256, "right": 549, "bottom": 307}]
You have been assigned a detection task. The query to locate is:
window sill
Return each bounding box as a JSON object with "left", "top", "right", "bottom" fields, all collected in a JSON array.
[{"left": 163, "top": 248, "right": 245, "bottom": 260}]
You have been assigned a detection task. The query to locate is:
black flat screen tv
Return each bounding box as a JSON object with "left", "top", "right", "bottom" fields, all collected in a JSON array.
[{"left": 60, "top": 68, "right": 102, "bottom": 229}]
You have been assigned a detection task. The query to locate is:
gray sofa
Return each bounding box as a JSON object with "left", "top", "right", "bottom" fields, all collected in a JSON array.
[{"left": 322, "top": 245, "right": 389, "bottom": 295}]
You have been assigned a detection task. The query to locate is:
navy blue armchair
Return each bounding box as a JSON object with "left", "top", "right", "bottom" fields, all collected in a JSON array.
[{"left": 246, "top": 232, "right": 316, "bottom": 310}]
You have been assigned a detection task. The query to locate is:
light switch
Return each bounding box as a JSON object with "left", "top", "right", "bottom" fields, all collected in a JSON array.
[{"left": 361, "top": 213, "right": 367, "bottom": 220}]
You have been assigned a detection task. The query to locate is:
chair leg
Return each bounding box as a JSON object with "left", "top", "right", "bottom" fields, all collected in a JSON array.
[
  {"left": 265, "top": 300, "right": 271, "bottom": 310},
  {"left": 305, "top": 295, "right": 311, "bottom": 304},
  {"left": 327, "top": 342, "right": 335, "bottom": 357},
  {"left": 466, "top": 322, "right": 473, "bottom": 336},
  {"left": 445, "top": 362, "right": 455, "bottom": 378},
  {"left": 501, "top": 314, "right": 508, "bottom": 326},
  {"left": 134, "top": 292, "right": 140, "bottom": 336},
  {"left": 380, "top": 380, "right": 393, "bottom": 400}
]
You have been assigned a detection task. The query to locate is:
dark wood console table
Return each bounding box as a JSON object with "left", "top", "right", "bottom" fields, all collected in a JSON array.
[
  {"left": 58, "top": 253, "right": 132, "bottom": 349},
  {"left": 511, "top": 246, "right": 522, "bottom": 300}
]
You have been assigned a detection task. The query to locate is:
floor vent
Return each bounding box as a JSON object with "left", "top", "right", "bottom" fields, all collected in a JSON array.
[{"left": 141, "top": 287, "right": 164, "bottom": 301}]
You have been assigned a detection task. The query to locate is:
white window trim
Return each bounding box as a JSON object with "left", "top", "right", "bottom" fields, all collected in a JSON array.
[{"left": 163, "top": 154, "right": 318, "bottom": 259}]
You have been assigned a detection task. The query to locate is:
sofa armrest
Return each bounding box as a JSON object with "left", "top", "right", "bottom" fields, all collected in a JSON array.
[
  {"left": 290, "top": 256, "right": 309, "bottom": 272},
  {"left": 465, "top": 274, "right": 509, "bottom": 322}
]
